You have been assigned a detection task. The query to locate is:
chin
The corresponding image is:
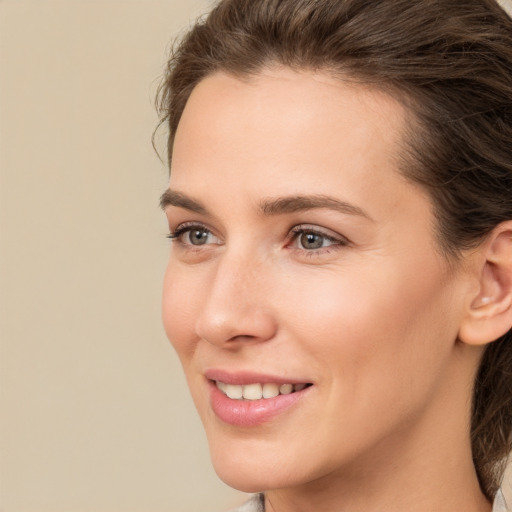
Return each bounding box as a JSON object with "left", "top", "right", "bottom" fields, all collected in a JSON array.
[
  {"left": 207, "top": 435, "right": 330, "bottom": 494},
  {"left": 213, "top": 461, "right": 294, "bottom": 494},
  {"left": 207, "top": 438, "right": 290, "bottom": 493},
  {"left": 207, "top": 440, "right": 272, "bottom": 492},
  {"left": 215, "top": 468, "right": 268, "bottom": 494}
]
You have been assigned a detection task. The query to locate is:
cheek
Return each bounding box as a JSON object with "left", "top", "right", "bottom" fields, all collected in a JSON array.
[
  {"left": 162, "top": 262, "right": 201, "bottom": 361},
  {"left": 274, "top": 263, "right": 460, "bottom": 462},
  {"left": 281, "top": 258, "right": 458, "bottom": 389}
]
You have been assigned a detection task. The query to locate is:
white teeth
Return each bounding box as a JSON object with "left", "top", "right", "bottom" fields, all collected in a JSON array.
[
  {"left": 279, "top": 383, "right": 293, "bottom": 395},
  {"left": 242, "top": 383, "right": 263, "bottom": 400},
  {"left": 262, "top": 383, "right": 280, "bottom": 398},
  {"left": 225, "top": 384, "right": 243, "bottom": 399},
  {"left": 216, "top": 381, "right": 309, "bottom": 400}
]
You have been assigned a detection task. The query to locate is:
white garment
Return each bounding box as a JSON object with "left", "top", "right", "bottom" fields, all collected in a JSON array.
[
  {"left": 494, "top": 489, "right": 509, "bottom": 512},
  {"left": 228, "top": 494, "right": 263, "bottom": 512},
  {"left": 229, "top": 489, "right": 509, "bottom": 512}
]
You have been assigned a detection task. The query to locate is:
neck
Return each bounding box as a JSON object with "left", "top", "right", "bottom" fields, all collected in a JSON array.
[
  {"left": 264, "top": 346, "right": 491, "bottom": 512},
  {"left": 264, "top": 439, "right": 490, "bottom": 512}
]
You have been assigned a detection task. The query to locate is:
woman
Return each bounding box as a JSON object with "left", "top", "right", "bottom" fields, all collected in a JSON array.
[{"left": 157, "top": 0, "right": 512, "bottom": 510}]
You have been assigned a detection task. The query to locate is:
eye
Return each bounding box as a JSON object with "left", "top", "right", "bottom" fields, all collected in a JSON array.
[
  {"left": 167, "top": 224, "right": 221, "bottom": 246},
  {"left": 184, "top": 227, "right": 211, "bottom": 246},
  {"left": 289, "top": 225, "right": 347, "bottom": 251},
  {"left": 298, "top": 231, "right": 328, "bottom": 250}
]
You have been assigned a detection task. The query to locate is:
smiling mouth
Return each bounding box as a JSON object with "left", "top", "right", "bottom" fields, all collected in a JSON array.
[{"left": 215, "top": 380, "right": 313, "bottom": 400}]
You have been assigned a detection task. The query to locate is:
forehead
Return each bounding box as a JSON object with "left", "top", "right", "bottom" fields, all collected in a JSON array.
[
  {"left": 170, "top": 67, "right": 416, "bottom": 217},
  {"left": 172, "top": 67, "right": 408, "bottom": 171}
]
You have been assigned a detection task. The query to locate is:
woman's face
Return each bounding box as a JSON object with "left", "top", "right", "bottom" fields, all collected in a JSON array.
[{"left": 162, "top": 68, "right": 472, "bottom": 492}]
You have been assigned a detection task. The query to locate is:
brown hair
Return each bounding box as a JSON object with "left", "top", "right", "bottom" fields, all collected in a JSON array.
[{"left": 156, "top": 0, "right": 512, "bottom": 499}]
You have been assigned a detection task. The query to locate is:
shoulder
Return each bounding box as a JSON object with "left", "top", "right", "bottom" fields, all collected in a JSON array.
[{"left": 227, "top": 494, "right": 265, "bottom": 512}]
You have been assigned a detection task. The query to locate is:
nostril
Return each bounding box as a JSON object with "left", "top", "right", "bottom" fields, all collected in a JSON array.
[
  {"left": 195, "top": 305, "right": 278, "bottom": 348},
  {"left": 226, "top": 334, "right": 258, "bottom": 342}
]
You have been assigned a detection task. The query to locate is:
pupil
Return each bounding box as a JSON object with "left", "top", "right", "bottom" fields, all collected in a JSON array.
[
  {"left": 190, "top": 229, "right": 208, "bottom": 245},
  {"left": 301, "top": 232, "right": 323, "bottom": 249}
]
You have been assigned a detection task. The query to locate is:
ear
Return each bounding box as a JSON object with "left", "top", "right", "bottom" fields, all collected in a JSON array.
[{"left": 458, "top": 221, "right": 512, "bottom": 346}]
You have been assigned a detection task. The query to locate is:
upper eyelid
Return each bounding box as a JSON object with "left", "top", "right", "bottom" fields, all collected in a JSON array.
[
  {"left": 290, "top": 224, "right": 338, "bottom": 237},
  {"left": 171, "top": 222, "right": 342, "bottom": 235},
  {"left": 170, "top": 221, "right": 216, "bottom": 235},
  {"left": 289, "top": 224, "right": 349, "bottom": 243}
]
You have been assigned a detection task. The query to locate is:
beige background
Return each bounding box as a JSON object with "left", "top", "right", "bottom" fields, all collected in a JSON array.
[
  {"left": 0, "top": 1, "right": 246, "bottom": 511},
  {"left": 1, "top": 1, "right": 511, "bottom": 511}
]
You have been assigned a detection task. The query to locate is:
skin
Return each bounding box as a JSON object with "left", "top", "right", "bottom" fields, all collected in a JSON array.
[{"left": 162, "top": 68, "right": 491, "bottom": 512}]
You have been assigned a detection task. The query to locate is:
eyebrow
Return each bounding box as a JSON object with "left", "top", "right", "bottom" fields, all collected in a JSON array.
[
  {"left": 160, "top": 190, "right": 209, "bottom": 215},
  {"left": 259, "top": 195, "right": 371, "bottom": 219},
  {"left": 160, "top": 189, "right": 371, "bottom": 220}
]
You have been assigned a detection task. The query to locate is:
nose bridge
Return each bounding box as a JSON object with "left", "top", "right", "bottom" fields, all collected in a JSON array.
[{"left": 195, "top": 244, "right": 277, "bottom": 346}]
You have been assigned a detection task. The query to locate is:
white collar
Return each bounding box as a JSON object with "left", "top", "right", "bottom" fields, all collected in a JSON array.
[{"left": 231, "top": 490, "right": 510, "bottom": 512}]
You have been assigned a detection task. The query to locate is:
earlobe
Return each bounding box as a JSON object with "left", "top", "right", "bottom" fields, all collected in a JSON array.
[{"left": 458, "top": 222, "right": 512, "bottom": 346}]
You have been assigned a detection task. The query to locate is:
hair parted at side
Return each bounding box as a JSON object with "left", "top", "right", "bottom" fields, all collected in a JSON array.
[{"left": 155, "top": 0, "right": 512, "bottom": 500}]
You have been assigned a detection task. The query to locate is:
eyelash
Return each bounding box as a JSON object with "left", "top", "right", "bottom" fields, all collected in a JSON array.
[
  {"left": 166, "top": 222, "right": 219, "bottom": 244},
  {"left": 288, "top": 225, "right": 348, "bottom": 254},
  {"left": 167, "top": 222, "right": 349, "bottom": 256}
]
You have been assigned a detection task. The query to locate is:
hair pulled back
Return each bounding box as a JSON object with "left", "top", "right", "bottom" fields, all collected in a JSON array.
[{"left": 156, "top": 0, "right": 512, "bottom": 499}]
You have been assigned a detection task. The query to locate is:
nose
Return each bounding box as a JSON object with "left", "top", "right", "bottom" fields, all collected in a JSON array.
[{"left": 194, "top": 249, "right": 278, "bottom": 347}]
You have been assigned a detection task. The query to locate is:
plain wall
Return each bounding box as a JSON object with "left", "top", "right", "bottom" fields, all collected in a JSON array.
[{"left": 1, "top": 1, "right": 511, "bottom": 511}]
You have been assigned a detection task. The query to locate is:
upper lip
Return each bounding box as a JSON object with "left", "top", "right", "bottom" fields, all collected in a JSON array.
[{"left": 204, "top": 369, "right": 312, "bottom": 386}]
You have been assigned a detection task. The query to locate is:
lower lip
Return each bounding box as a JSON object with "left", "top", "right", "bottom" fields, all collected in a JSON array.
[{"left": 209, "top": 381, "right": 311, "bottom": 427}]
